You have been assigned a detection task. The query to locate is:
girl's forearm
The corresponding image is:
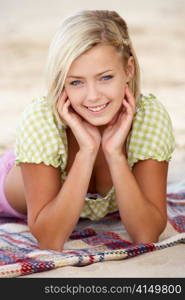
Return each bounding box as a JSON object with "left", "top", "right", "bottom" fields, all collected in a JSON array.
[
  {"left": 105, "top": 154, "right": 166, "bottom": 243},
  {"left": 32, "top": 150, "right": 97, "bottom": 251}
]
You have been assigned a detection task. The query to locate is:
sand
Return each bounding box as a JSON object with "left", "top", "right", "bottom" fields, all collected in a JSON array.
[{"left": 1, "top": 0, "right": 185, "bottom": 277}]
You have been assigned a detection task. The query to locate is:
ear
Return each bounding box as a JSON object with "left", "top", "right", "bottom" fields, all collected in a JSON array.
[{"left": 126, "top": 56, "right": 135, "bottom": 82}]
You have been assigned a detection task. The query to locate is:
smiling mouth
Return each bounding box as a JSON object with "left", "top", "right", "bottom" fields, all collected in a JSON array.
[{"left": 85, "top": 102, "right": 110, "bottom": 112}]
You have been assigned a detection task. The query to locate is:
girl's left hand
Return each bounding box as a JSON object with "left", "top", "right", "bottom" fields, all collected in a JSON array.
[{"left": 102, "top": 85, "right": 136, "bottom": 157}]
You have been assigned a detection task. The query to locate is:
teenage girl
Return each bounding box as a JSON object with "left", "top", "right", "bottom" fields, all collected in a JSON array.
[{"left": 1, "top": 10, "right": 175, "bottom": 251}]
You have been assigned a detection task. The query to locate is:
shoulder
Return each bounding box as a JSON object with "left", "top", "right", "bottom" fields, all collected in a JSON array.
[
  {"left": 19, "top": 96, "right": 56, "bottom": 126},
  {"left": 17, "top": 96, "right": 66, "bottom": 135},
  {"left": 132, "top": 93, "right": 174, "bottom": 134},
  {"left": 135, "top": 93, "right": 171, "bottom": 122},
  {"left": 127, "top": 93, "right": 175, "bottom": 167},
  {"left": 15, "top": 96, "right": 67, "bottom": 168}
]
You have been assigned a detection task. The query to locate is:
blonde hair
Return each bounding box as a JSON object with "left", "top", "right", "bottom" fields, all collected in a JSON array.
[{"left": 46, "top": 10, "right": 140, "bottom": 123}]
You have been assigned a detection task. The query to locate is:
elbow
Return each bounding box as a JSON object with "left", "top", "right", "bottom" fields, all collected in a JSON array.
[
  {"left": 132, "top": 231, "right": 160, "bottom": 244},
  {"left": 29, "top": 221, "right": 65, "bottom": 252},
  {"left": 36, "top": 233, "right": 65, "bottom": 252},
  {"left": 132, "top": 234, "right": 159, "bottom": 244},
  {"left": 38, "top": 240, "right": 65, "bottom": 252},
  {"left": 131, "top": 219, "right": 167, "bottom": 245}
]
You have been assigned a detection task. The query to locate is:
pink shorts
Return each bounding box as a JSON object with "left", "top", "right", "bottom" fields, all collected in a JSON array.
[{"left": 0, "top": 150, "right": 26, "bottom": 219}]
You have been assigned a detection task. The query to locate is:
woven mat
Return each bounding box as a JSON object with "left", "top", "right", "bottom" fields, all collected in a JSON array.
[{"left": 0, "top": 183, "right": 185, "bottom": 278}]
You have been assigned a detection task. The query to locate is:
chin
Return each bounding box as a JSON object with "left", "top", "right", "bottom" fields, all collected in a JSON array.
[{"left": 87, "top": 118, "right": 112, "bottom": 127}]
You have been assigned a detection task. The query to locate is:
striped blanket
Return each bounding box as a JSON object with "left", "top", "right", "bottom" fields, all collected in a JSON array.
[{"left": 0, "top": 182, "right": 185, "bottom": 278}]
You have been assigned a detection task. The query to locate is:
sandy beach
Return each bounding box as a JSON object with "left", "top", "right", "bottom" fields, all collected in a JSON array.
[{"left": 0, "top": 0, "right": 185, "bottom": 278}]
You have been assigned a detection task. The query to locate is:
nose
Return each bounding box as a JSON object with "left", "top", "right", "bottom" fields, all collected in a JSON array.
[{"left": 85, "top": 82, "right": 101, "bottom": 104}]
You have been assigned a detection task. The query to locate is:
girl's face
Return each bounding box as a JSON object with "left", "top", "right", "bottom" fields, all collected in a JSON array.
[{"left": 64, "top": 44, "right": 134, "bottom": 127}]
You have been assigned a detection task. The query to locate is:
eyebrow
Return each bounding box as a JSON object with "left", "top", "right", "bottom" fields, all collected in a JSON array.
[{"left": 67, "top": 69, "right": 113, "bottom": 79}]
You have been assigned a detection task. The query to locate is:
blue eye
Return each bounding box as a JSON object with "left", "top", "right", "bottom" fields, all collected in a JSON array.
[
  {"left": 102, "top": 75, "right": 113, "bottom": 81},
  {"left": 70, "top": 80, "right": 81, "bottom": 86}
]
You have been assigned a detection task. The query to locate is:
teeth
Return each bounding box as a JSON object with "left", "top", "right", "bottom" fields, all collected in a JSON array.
[{"left": 87, "top": 103, "right": 107, "bottom": 112}]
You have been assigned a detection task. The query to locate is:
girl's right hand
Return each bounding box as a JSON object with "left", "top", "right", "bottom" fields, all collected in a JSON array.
[{"left": 57, "top": 89, "right": 101, "bottom": 153}]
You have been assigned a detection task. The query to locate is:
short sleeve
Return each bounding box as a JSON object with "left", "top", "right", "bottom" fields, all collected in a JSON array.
[
  {"left": 127, "top": 94, "right": 176, "bottom": 168},
  {"left": 15, "top": 97, "right": 67, "bottom": 169}
]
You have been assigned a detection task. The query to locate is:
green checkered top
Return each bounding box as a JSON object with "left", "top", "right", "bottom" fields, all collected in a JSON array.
[{"left": 15, "top": 94, "right": 175, "bottom": 220}]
